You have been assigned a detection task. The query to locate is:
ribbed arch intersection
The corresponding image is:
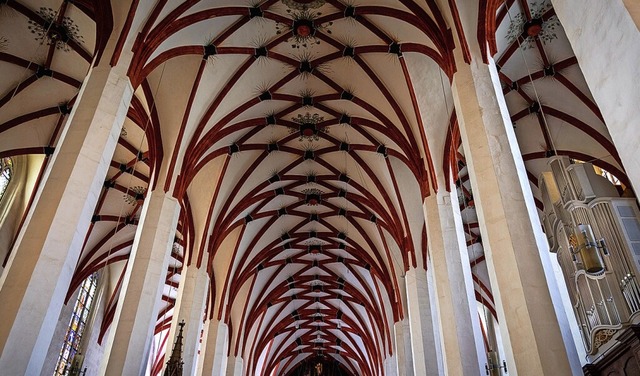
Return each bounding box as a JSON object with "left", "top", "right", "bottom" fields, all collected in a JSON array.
[
  {"left": 0, "top": 0, "right": 632, "bottom": 375},
  {"left": 126, "top": 1, "right": 452, "bottom": 374}
]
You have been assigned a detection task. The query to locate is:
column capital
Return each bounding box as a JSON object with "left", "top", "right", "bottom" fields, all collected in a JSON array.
[
  {"left": 406, "top": 264, "right": 427, "bottom": 274},
  {"left": 424, "top": 189, "right": 454, "bottom": 206},
  {"left": 435, "top": 0, "right": 497, "bottom": 67}
]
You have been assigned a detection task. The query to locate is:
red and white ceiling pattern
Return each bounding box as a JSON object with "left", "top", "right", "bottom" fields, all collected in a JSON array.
[
  {"left": 124, "top": 1, "right": 455, "bottom": 374},
  {"left": 0, "top": 0, "right": 629, "bottom": 375}
]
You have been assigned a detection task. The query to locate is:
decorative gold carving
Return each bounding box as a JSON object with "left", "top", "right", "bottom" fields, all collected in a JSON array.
[
  {"left": 568, "top": 233, "right": 578, "bottom": 249},
  {"left": 593, "top": 328, "right": 617, "bottom": 350}
]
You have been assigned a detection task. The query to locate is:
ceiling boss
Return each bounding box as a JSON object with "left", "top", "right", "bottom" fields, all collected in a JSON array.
[
  {"left": 281, "top": 0, "right": 326, "bottom": 11},
  {"left": 277, "top": 0, "right": 333, "bottom": 48}
]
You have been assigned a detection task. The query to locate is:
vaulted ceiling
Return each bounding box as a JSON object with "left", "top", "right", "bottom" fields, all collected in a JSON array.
[
  {"left": 136, "top": 3, "right": 448, "bottom": 374},
  {"left": 0, "top": 0, "right": 627, "bottom": 375}
]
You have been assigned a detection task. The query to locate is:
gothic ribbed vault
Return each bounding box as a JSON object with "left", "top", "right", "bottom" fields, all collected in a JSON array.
[{"left": 0, "top": 0, "right": 627, "bottom": 375}]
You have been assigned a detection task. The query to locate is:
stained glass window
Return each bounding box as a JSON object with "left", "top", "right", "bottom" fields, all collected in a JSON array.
[
  {"left": 53, "top": 273, "right": 98, "bottom": 376},
  {"left": 0, "top": 157, "right": 12, "bottom": 202}
]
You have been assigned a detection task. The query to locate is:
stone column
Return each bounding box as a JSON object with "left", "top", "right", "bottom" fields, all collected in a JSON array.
[
  {"left": 195, "top": 323, "right": 208, "bottom": 376},
  {"left": 226, "top": 355, "right": 243, "bottom": 376},
  {"left": 424, "top": 191, "right": 486, "bottom": 375},
  {"left": 201, "top": 320, "right": 230, "bottom": 375},
  {"left": 451, "top": 50, "right": 574, "bottom": 375},
  {"left": 552, "top": 0, "right": 640, "bottom": 194},
  {"left": 394, "top": 319, "right": 413, "bottom": 376},
  {"left": 405, "top": 267, "right": 442, "bottom": 376},
  {"left": 163, "top": 265, "right": 209, "bottom": 376},
  {"left": 98, "top": 190, "right": 180, "bottom": 375},
  {"left": 384, "top": 354, "right": 398, "bottom": 376},
  {"left": 0, "top": 63, "right": 133, "bottom": 375},
  {"left": 425, "top": 262, "right": 445, "bottom": 375}
]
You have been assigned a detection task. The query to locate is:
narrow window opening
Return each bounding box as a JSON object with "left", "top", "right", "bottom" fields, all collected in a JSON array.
[
  {"left": 53, "top": 273, "right": 98, "bottom": 376},
  {"left": 0, "top": 157, "right": 13, "bottom": 202}
]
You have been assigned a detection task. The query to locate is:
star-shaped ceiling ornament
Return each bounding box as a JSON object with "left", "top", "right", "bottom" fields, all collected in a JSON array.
[
  {"left": 28, "top": 7, "right": 84, "bottom": 52},
  {"left": 302, "top": 188, "right": 323, "bottom": 205},
  {"left": 276, "top": 1, "right": 332, "bottom": 49},
  {"left": 505, "top": 0, "right": 560, "bottom": 50},
  {"left": 290, "top": 112, "right": 327, "bottom": 141}
]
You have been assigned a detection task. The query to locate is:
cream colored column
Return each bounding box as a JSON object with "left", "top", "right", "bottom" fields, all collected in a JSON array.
[
  {"left": 451, "top": 52, "right": 573, "bottom": 375},
  {"left": 393, "top": 319, "right": 413, "bottom": 376},
  {"left": 0, "top": 64, "right": 133, "bottom": 375},
  {"left": 162, "top": 265, "right": 209, "bottom": 376},
  {"left": 226, "top": 355, "right": 243, "bottom": 376},
  {"left": 201, "top": 320, "right": 230, "bottom": 375},
  {"left": 424, "top": 191, "right": 486, "bottom": 375},
  {"left": 195, "top": 322, "right": 209, "bottom": 375},
  {"left": 99, "top": 190, "right": 180, "bottom": 375},
  {"left": 384, "top": 354, "right": 398, "bottom": 376},
  {"left": 551, "top": 0, "right": 640, "bottom": 194},
  {"left": 405, "top": 267, "right": 442, "bottom": 376},
  {"left": 425, "top": 262, "right": 445, "bottom": 375}
]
